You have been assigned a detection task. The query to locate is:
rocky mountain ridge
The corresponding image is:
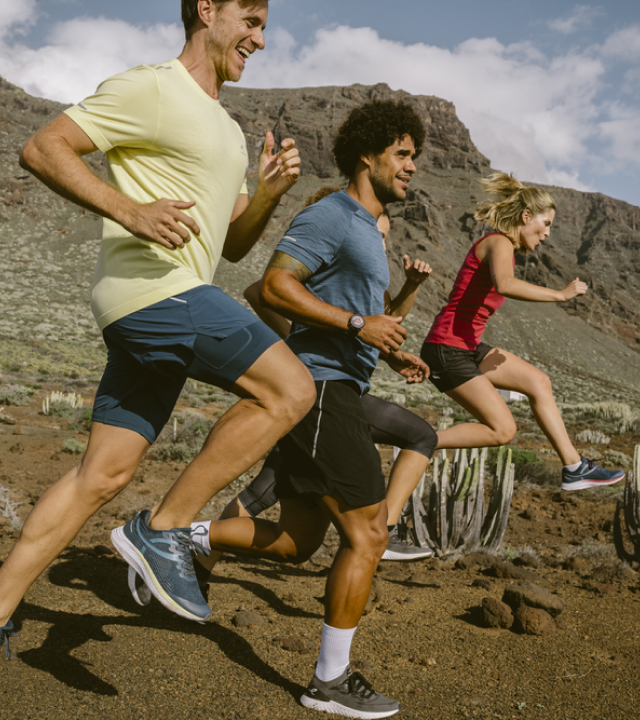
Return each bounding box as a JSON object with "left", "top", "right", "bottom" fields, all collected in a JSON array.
[{"left": 0, "top": 75, "right": 638, "bottom": 403}]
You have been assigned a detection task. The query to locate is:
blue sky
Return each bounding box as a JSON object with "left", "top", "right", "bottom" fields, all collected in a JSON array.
[{"left": 1, "top": 1, "right": 639, "bottom": 207}]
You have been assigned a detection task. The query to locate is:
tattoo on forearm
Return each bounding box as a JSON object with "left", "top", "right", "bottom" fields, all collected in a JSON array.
[{"left": 267, "top": 251, "right": 313, "bottom": 283}]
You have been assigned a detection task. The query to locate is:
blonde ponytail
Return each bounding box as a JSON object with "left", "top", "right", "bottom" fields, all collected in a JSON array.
[{"left": 474, "top": 173, "right": 556, "bottom": 249}]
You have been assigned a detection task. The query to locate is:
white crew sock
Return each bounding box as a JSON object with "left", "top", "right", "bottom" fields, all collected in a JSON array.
[
  {"left": 315, "top": 622, "right": 357, "bottom": 682},
  {"left": 564, "top": 461, "right": 582, "bottom": 472},
  {"left": 190, "top": 520, "right": 211, "bottom": 554}
]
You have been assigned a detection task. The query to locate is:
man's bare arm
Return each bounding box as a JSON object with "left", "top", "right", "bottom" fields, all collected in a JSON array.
[
  {"left": 261, "top": 252, "right": 407, "bottom": 353},
  {"left": 20, "top": 114, "right": 200, "bottom": 250},
  {"left": 223, "top": 133, "right": 301, "bottom": 263}
]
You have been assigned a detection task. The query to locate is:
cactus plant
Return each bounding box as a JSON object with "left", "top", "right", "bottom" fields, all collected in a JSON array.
[
  {"left": 613, "top": 444, "right": 639, "bottom": 562},
  {"left": 403, "top": 446, "right": 515, "bottom": 558}
]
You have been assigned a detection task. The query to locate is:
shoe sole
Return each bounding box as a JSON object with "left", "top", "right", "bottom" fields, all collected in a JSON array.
[
  {"left": 561, "top": 473, "right": 625, "bottom": 492},
  {"left": 128, "top": 567, "right": 152, "bottom": 607},
  {"left": 300, "top": 694, "right": 399, "bottom": 718},
  {"left": 111, "top": 526, "right": 211, "bottom": 623},
  {"left": 381, "top": 548, "right": 434, "bottom": 561}
]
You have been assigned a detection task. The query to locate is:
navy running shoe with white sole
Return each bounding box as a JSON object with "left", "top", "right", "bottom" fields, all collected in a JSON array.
[
  {"left": 128, "top": 561, "right": 211, "bottom": 606},
  {"left": 111, "top": 510, "right": 211, "bottom": 623},
  {"left": 561, "top": 457, "right": 625, "bottom": 491},
  {"left": 1, "top": 620, "right": 20, "bottom": 661},
  {"left": 300, "top": 667, "right": 400, "bottom": 718},
  {"left": 381, "top": 525, "right": 434, "bottom": 562}
]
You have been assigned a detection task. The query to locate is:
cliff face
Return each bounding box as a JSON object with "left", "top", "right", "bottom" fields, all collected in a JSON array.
[{"left": 0, "top": 76, "right": 638, "bottom": 402}]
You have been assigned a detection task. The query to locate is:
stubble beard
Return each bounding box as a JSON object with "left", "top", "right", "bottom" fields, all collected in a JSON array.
[{"left": 370, "top": 171, "right": 405, "bottom": 206}]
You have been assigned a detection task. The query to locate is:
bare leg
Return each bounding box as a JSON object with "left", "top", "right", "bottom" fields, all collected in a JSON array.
[
  {"left": 151, "top": 341, "right": 315, "bottom": 530},
  {"left": 385, "top": 449, "right": 430, "bottom": 525},
  {"left": 481, "top": 348, "right": 580, "bottom": 465},
  {"left": 208, "top": 491, "right": 389, "bottom": 627},
  {"left": 206, "top": 498, "right": 330, "bottom": 564},
  {"left": 197, "top": 496, "right": 250, "bottom": 573},
  {"left": 0, "top": 423, "right": 149, "bottom": 625},
  {"left": 436, "top": 348, "right": 580, "bottom": 466},
  {"left": 317, "top": 494, "right": 388, "bottom": 629}
]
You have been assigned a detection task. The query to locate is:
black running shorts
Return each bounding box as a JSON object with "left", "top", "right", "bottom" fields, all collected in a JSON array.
[
  {"left": 274, "top": 380, "right": 386, "bottom": 508},
  {"left": 420, "top": 341, "right": 493, "bottom": 393}
]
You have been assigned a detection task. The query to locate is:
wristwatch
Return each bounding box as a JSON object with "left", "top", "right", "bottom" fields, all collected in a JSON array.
[{"left": 347, "top": 313, "right": 366, "bottom": 335}]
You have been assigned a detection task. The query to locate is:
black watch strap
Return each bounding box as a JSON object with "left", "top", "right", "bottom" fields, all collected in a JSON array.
[{"left": 347, "top": 313, "right": 365, "bottom": 335}]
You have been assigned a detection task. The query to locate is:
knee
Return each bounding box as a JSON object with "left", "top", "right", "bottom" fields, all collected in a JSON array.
[
  {"left": 350, "top": 515, "right": 389, "bottom": 564},
  {"left": 272, "top": 372, "right": 316, "bottom": 427},
  {"left": 524, "top": 369, "right": 553, "bottom": 401},
  {"left": 273, "top": 534, "right": 321, "bottom": 564},
  {"left": 493, "top": 420, "right": 517, "bottom": 446},
  {"left": 77, "top": 460, "right": 134, "bottom": 505}
]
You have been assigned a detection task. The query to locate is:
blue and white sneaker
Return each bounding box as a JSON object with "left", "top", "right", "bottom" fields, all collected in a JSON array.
[
  {"left": 128, "top": 561, "right": 211, "bottom": 607},
  {"left": 561, "top": 457, "right": 625, "bottom": 491},
  {"left": 1, "top": 620, "right": 20, "bottom": 661},
  {"left": 111, "top": 510, "right": 211, "bottom": 623}
]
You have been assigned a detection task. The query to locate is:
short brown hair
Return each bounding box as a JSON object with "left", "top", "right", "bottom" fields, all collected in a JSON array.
[{"left": 181, "top": 1, "right": 266, "bottom": 37}]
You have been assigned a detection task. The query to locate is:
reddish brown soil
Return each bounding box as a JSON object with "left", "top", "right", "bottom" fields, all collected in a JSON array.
[{"left": 1, "top": 393, "right": 639, "bottom": 720}]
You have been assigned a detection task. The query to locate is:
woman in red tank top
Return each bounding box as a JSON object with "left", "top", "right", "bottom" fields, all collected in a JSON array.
[{"left": 420, "top": 173, "right": 624, "bottom": 491}]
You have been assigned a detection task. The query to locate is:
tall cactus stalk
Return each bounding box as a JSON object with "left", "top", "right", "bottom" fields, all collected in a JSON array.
[
  {"left": 406, "top": 445, "right": 514, "bottom": 557},
  {"left": 614, "top": 444, "right": 640, "bottom": 562}
]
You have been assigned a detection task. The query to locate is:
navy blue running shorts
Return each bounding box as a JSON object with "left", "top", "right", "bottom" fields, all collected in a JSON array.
[
  {"left": 92, "top": 285, "right": 280, "bottom": 443},
  {"left": 420, "top": 341, "right": 493, "bottom": 393}
]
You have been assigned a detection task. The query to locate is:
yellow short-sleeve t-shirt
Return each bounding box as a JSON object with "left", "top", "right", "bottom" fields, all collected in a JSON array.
[{"left": 65, "top": 59, "right": 249, "bottom": 331}]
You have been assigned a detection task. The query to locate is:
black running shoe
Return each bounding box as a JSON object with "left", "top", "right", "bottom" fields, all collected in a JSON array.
[
  {"left": 300, "top": 667, "right": 400, "bottom": 718},
  {"left": 381, "top": 525, "right": 434, "bottom": 562},
  {"left": 561, "top": 457, "right": 625, "bottom": 491}
]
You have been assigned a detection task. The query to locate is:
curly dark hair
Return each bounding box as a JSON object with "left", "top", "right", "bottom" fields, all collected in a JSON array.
[{"left": 332, "top": 100, "right": 425, "bottom": 179}]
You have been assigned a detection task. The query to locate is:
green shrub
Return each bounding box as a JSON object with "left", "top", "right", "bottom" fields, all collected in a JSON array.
[
  {"left": 47, "top": 400, "right": 78, "bottom": 418},
  {"left": 0, "top": 384, "right": 33, "bottom": 406},
  {"left": 152, "top": 411, "right": 215, "bottom": 464},
  {"left": 62, "top": 438, "right": 85, "bottom": 454}
]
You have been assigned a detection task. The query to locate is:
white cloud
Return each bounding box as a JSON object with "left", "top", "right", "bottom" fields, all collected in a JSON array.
[
  {"left": 601, "top": 26, "right": 640, "bottom": 62},
  {"left": 0, "top": 0, "right": 38, "bottom": 37},
  {"left": 548, "top": 4, "right": 602, "bottom": 35},
  {"left": 0, "top": 15, "right": 183, "bottom": 103},
  {"left": 1, "top": 8, "right": 639, "bottom": 202},
  {"left": 240, "top": 25, "right": 608, "bottom": 189}
]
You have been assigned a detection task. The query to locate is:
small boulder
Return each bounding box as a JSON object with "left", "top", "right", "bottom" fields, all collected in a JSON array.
[
  {"left": 481, "top": 596, "right": 514, "bottom": 629},
  {"left": 563, "top": 557, "right": 590, "bottom": 573},
  {"left": 502, "top": 581, "right": 565, "bottom": 617},
  {"left": 472, "top": 578, "right": 494, "bottom": 591},
  {"left": 515, "top": 606, "right": 557, "bottom": 636},
  {"left": 232, "top": 611, "right": 265, "bottom": 628},
  {"left": 455, "top": 553, "right": 497, "bottom": 571},
  {"left": 487, "top": 560, "right": 540, "bottom": 582}
]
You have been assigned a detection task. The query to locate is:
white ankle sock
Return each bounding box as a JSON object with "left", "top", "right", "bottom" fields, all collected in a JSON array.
[
  {"left": 565, "top": 461, "right": 582, "bottom": 472},
  {"left": 190, "top": 521, "right": 211, "bottom": 554},
  {"left": 315, "top": 622, "right": 357, "bottom": 682}
]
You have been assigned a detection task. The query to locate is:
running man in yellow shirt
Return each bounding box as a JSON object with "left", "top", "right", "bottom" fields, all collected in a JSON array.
[{"left": 0, "top": 0, "right": 316, "bottom": 649}]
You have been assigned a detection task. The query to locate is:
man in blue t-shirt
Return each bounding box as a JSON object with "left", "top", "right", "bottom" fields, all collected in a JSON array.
[{"left": 207, "top": 100, "right": 427, "bottom": 719}]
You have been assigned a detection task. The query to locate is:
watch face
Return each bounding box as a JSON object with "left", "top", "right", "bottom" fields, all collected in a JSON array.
[{"left": 351, "top": 315, "right": 365, "bottom": 329}]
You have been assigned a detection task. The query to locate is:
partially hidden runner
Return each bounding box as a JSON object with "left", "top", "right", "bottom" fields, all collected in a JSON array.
[
  {"left": 420, "top": 172, "right": 625, "bottom": 491},
  {"left": 210, "top": 192, "right": 437, "bottom": 563},
  {"left": 0, "top": 0, "right": 314, "bottom": 660},
  {"left": 128, "top": 192, "right": 438, "bottom": 610},
  {"left": 122, "top": 98, "right": 429, "bottom": 718}
]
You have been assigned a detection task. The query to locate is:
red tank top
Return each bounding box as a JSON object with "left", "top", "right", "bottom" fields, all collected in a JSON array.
[{"left": 425, "top": 234, "right": 513, "bottom": 350}]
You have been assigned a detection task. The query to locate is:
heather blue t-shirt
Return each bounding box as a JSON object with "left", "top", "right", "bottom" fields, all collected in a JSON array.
[{"left": 275, "top": 191, "right": 390, "bottom": 393}]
